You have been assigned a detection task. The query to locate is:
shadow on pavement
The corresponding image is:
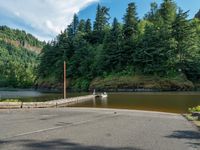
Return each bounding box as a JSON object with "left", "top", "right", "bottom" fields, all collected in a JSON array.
[
  {"left": 165, "top": 130, "right": 200, "bottom": 149},
  {"left": 0, "top": 139, "right": 143, "bottom": 150},
  {"left": 165, "top": 130, "right": 200, "bottom": 139}
]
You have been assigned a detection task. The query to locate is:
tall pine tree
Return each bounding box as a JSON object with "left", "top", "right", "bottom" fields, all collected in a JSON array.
[
  {"left": 122, "top": 2, "right": 138, "bottom": 66},
  {"left": 102, "top": 18, "right": 123, "bottom": 72}
]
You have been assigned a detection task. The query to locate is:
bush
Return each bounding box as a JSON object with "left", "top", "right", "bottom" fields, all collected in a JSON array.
[
  {"left": 71, "top": 78, "right": 90, "bottom": 91},
  {"left": 189, "top": 106, "right": 200, "bottom": 113}
]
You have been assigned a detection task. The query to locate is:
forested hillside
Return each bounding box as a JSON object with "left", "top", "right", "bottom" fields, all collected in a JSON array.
[
  {"left": 0, "top": 26, "right": 44, "bottom": 53},
  {"left": 38, "top": 0, "right": 200, "bottom": 91},
  {"left": 0, "top": 26, "right": 44, "bottom": 88}
]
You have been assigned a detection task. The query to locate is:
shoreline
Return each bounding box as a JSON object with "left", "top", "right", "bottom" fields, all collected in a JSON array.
[{"left": 0, "top": 107, "right": 180, "bottom": 115}]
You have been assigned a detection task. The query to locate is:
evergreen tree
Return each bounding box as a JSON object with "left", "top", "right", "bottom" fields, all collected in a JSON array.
[
  {"left": 122, "top": 2, "right": 138, "bottom": 66},
  {"left": 92, "top": 4, "right": 110, "bottom": 43},
  {"left": 144, "top": 2, "right": 159, "bottom": 23},
  {"left": 68, "top": 14, "right": 79, "bottom": 37},
  {"left": 78, "top": 19, "right": 86, "bottom": 33},
  {"left": 93, "top": 4, "right": 110, "bottom": 32},
  {"left": 194, "top": 9, "right": 200, "bottom": 19},
  {"left": 123, "top": 2, "right": 138, "bottom": 39},
  {"left": 85, "top": 19, "right": 92, "bottom": 34},
  {"left": 159, "top": 0, "right": 176, "bottom": 25},
  {"left": 102, "top": 18, "right": 123, "bottom": 72},
  {"left": 173, "top": 9, "right": 200, "bottom": 80}
]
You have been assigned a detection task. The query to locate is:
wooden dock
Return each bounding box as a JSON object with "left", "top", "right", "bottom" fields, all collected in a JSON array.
[{"left": 0, "top": 95, "right": 95, "bottom": 109}]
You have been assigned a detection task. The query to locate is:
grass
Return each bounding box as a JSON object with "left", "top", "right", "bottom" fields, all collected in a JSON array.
[
  {"left": 184, "top": 114, "right": 200, "bottom": 128},
  {"left": 185, "top": 105, "right": 200, "bottom": 128},
  {"left": 0, "top": 99, "right": 21, "bottom": 102}
]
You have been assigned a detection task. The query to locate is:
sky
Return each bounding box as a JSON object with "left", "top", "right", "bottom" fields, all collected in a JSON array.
[{"left": 0, "top": 0, "right": 199, "bottom": 41}]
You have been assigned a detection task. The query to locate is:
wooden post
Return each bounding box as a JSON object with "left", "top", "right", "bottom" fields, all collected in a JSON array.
[{"left": 64, "top": 61, "right": 66, "bottom": 99}]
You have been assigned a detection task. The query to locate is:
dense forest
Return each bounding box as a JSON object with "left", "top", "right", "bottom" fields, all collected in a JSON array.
[
  {"left": 0, "top": 26, "right": 44, "bottom": 87},
  {"left": 38, "top": 0, "right": 200, "bottom": 91}
]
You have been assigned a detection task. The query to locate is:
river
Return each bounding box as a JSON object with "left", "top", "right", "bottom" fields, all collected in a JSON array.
[{"left": 0, "top": 90, "right": 200, "bottom": 113}]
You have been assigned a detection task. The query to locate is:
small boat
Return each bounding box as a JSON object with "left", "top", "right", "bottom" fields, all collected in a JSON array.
[{"left": 101, "top": 92, "right": 108, "bottom": 98}]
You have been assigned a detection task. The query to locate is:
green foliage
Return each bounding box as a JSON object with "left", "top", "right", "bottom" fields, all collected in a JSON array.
[
  {"left": 71, "top": 78, "right": 90, "bottom": 91},
  {"left": 0, "top": 99, "right": 21, "bottom": 102},
  {"left": 189, "top": 106, "right": 200, "bottom": 113},
  {"left": 93, "top": 4, "right": 110, "bottom": 44},
  {"left": 90, "top": 75, "right": 193, "bottom": 91},
  {"left": 0, "top": 40, "right": 38, "bottom": 88},
  {"left": 38, "top": 1, "right": 200, "bottom": 91},
  {"left": 0, "top": 26, "right": 44, "bottom": 48},
  {"left": 123, "top": 2, "right": 138, "bottom": 39}
]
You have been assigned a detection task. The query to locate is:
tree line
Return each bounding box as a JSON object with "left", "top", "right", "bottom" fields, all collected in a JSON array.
[{"left": 38, "top": 0, "right": 200, "bottom": 90}]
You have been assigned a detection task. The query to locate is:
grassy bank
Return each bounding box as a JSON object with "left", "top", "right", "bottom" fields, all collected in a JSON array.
[
  {"left": 36, "top": 74, "right": 197, "bottom": 92},
  {"left": 90, "top": 75, "right": 194, "bottom": 91}
]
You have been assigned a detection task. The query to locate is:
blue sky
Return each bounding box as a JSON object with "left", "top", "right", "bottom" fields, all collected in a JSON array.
[
  {"left": 79, "top": 0, "right": 200, "bottom": 23},
  {"left": 0, "top": 0, "right": 199, "bottom": 41}
]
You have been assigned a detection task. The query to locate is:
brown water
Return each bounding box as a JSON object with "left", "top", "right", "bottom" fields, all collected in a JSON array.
[
  {"left": 71, "top": 92, "right": 200, "bottom": 113},
  {"left": 1, "top": 90, "right": 200, "bottom": 113}
]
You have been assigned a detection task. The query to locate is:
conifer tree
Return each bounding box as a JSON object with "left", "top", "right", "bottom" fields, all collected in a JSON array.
[
  {"left": 122, "top": 2, "right": 138, "bottom": 66},
  {"left": 93, "top": 4, "right": 110, "bottom": 32},
  {"left": 144, "top": 2, "right": 159, "bottom": 22},
  {"left": 78, "top": 19, "right": 86, "bottom": 33},
  {"left": 85, "top": 19, "right": 92, "bottom": 34},
  {"left": 102, "top": 18, "right": 123, "bottom": 72},
  {"left": 92, "top": 4, "right": 110, "bottom": 43},
  {"left": 173, "top": 9, "right": 200, "bottom": 80},
  {"left": 123, "top": 2, "right": 138, "bottom": 39},
  {"left": 195, "top": 9, "right": 200, "bottom": 19}
]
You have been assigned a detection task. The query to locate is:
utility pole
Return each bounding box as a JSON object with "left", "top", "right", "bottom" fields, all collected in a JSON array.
[{"left": 64, "top": 61, "right": 66, "bottom": 99}]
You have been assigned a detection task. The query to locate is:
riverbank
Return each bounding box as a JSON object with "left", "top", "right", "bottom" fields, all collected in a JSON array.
[
  {"left": 35, "top": 75, "right": 200, "bottom": 92},
  {"left": 0, "top": 108, "right": 199, "bottom": 150},
  {"left": 90, "top": 75, "right": 196, "bottom": 91}
]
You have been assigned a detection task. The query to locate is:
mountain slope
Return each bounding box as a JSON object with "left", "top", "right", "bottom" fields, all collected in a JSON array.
[
  {"left": 0, "top": 26, "right": 44, "bottom": 88},
  {"left": 0, "top": 26, "right": 44, "bottom": 53}
]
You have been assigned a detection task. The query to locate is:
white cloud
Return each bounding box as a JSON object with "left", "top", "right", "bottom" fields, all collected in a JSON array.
[{"left": 0, "top": 0, "right": 98, "bottom": 41}]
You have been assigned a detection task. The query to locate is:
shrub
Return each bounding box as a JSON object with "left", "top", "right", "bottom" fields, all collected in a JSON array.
[{"left": 189, "top": 105, "right": 200, "bottom": 113}]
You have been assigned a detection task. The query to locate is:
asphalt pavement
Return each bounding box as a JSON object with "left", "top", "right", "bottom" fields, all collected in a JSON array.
[{"left": 0, "top": 108, "right": 199, "bottom": 150}]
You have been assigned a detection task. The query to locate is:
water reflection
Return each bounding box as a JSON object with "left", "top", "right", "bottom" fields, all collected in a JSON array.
[
  {"left": 0, "top": 91, "right": 43, "bottom": 99},
  {"left": 92, "top": 97, "right": 96, "bottom": 106},
  {"left": 101, "top": 97, "right": 108, "bottom": 107},
  {"left": 71, "top": 92, "right": 200, "bottom": 113},
  {"left": 0, "top": 90, "right": 88, "bottom": 102}
]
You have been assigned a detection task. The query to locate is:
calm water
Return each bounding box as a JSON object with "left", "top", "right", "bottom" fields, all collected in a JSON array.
[
  {"left": 0, "top": 90, "right": 87, "bottom": 102},
  {"left": 0, "top": 90, "right": 200, "bottom": 113},
  {"left": 71, "top": 92, "right": 200, "bottom": 113}
]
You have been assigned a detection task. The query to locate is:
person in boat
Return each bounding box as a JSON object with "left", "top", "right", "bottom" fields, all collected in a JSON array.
[{"left": 93, "top": 89, "right": 96, "bottom": 95}]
